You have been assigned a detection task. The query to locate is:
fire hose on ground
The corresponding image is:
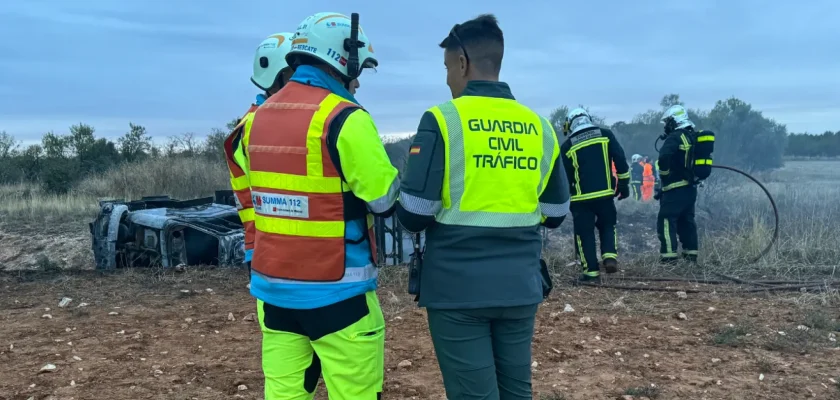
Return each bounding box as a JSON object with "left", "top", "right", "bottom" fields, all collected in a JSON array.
[
  {"left": 397, "top": 164, "right": 838, "bottom": 295},
  {"left": 573, "top": 164, "right": 840, "bottom": 293}
]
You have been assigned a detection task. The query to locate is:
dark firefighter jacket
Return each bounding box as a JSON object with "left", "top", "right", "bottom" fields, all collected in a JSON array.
[
  {"left": 395, "top": 80, "right": 571, "bottom": 309},
  {"left": 630, "top": 162, "right": 644, "bottom": 183},
  {"left": 657, "top": 127, "right": 694, "bottom": 192},
  {"left": 560, "top": 127, "right": 630, "bottom": 202}
]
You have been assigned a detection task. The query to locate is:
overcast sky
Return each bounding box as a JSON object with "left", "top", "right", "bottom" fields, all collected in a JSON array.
[{"left": 1, "top": 0, "right": 837, "bottom": 144}]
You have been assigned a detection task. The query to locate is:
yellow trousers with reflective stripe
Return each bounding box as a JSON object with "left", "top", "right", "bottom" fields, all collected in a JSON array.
[{"left": 258, "top": 291, "right": 385, "bottom": 399}]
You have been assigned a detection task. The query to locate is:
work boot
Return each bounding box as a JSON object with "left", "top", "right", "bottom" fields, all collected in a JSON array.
[
  {"left": 681, "top": 253, "right": 698, "bottom": 264},
  {"left": 602, "top": 258, "right": 618, "bottom": 274},
  {"left": 659, "top": 256, "right": 679, "bottom": 265},
  {"left": 578, "top": 272, "right": 601, "bottom": 283}
]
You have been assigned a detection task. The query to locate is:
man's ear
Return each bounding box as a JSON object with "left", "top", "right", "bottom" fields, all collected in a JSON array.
[{"left": 459, "top": 54, "right": 468, "bottom": 77}]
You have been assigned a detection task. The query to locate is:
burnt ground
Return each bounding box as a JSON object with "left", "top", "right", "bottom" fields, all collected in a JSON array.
[{"left": 1, "top": 268, "right": 839, "bottom": 400}]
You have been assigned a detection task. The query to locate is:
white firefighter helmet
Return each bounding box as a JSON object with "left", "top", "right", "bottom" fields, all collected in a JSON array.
[
  {"left": 563, "top": 107, "right": 596, "bottom": 136},
  {"left": 631, "top": 154, "right": 642, "bottom": 163},
  {"left": 285, "top": 12, "right": 378, "bottom": 80},
  {"left": 251, "top": 32, "right": 294, "bottom": 91},
  {"left": 661, "top": 104, "right": 695, "bottom": 130}
]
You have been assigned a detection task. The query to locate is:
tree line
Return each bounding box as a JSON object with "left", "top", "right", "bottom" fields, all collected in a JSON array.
[
  {"left": 0, "top": 93, "right": 836, "bottom": 194},
  {"left": 0, "top": 120, "right": 237, "bottom": 194},
  {"left": 786, "top": 131, "right": 840, "bottom": 158},
  {"left": 548, "top": 94, "right": 800, "bottom": 172}
]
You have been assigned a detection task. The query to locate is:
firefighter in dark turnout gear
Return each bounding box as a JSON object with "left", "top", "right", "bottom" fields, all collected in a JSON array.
[
  {"left": 560, "top": 108, "right": 630, "bottom": 281},
  {"left": 657, "top": 105, "right": 699, "bottom": 263},
  {"left": 630, "top": 154, "right": 644, "bottom": 201}
]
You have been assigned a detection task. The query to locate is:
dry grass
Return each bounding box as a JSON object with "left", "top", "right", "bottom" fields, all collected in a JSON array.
[
  {"left": 75, "top": 156, "right": 229, "bottom": 200},
  {"left": 1, "top": 158, "right": 839, "bottom": 284},
  {"left": 0, "top": 182, "right": 99, "bottom": 222},
  {"left": 0, "top": 157, "right": 229, "bottom": 224},
  {"left": 539, "top": 160, "right": 840, "bottom": 282}
]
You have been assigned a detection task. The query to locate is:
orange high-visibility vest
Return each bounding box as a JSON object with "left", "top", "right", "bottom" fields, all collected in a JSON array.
[
  {"left": 642, "top": 162, "right": 655, "bottom": 201},
  {"left": 246, "top": 81, "right": 376, "bottom": 281},
  {"left": 643, "top": 162, "right": 654, "bottom": 182},
  {"left": 223, "top": 104, "right": 259, "bottom": 253}
]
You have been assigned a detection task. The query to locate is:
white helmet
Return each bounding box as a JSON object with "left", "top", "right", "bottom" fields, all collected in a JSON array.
[
  {"left": 661, "top": 105, "right": 695, "bottom": 130},
  {"left": 563, "top": 107, "right": 596, "bottom": 136},
  {"left": 251, "top": 32, "right": 294, "bottom": 91},
  {"left": 631, "top": 154, "right": 642, "bottom": 163},
  {"left": 286, "top": 12, "right": 378, "bottom": 80}
]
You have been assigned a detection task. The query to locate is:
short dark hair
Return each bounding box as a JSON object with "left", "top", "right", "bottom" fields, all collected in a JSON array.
[{"left": 439, "top": 14, "right": 504, "bottom": 75}]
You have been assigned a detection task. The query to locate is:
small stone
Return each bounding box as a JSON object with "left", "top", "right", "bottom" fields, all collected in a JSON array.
[
  {"left": 643, "top": 354, "right": 649, "bottom": 358},
  {"left": 185, "top": 318, "right": 193, "bottom": 323},
  {"left": 668, "top": 375, "right": 676, "bottom": 380},
  {"left": 796, "top": 325, "right": 809, "bottom": 331},
  {"left": 72, "top": 356, "right": 82, "bottom": 361},
  {"left": 829, "top": 333, "right": 836, "bottom": 342},
  {"left": 711, "top": 358, "right": 721, "bottom": 363},
  {"left": 397, "top": 360, "right": 412, "bottom": 368},
  {"left": 77, "top": 303, "right": 89, "bottom": 308},
  {"left": 777, "top": 331, "right": 786, "bottom": 336},
  {"left": 42, "top": 314, "right": 53, "bottom": 319},
  {"left": 563, "top": 304, "right": 574, "bottom": 312},
  {"left": 609, "top": 316, "right": 619, "bottom": 325},
  {"left": 243, "top": 313, "right": 256, "bottom": 322},
  {"left": 59, "top": 297, "right": 73, "bottom": 308},
  {"left": 154, "top": 369, "right": 163, "bottom": 376},
  {"left": 180, "top": 290, "right": 191, "bottom": 294},
  {"left": 593, "top": 349, "right": 603, "bottom": 354},
  {"left": 70, "top": 380, "right": 76, "bottom": 386},
  {"left": 531, "top": 361, "right": 538, "bottom": 368},
  {"left": 238, "top": 384, "right": 248, "bottom": 391},
  {"left": 676, "top": 313, "right": 688, "bottom": 320},
  {"left": 615, "top": 352, "right": 622, "bottom": 356},
  {"left": 227, "top": 312, "right": 236, "bottom": 321},
  {"left": 707, "top": 307, "right": 716, "bottom": 311},
  {"left": 205, "top": 288, "right": 213, "bottom": 293},
  {"left": 40, "top": 364, "right": 57, "bottom": 373},
  {"left": 579, "top": 316, "right": 592, "bottom": 324},
  {"left": 717, "top": 380, "right": 722, "bottom": 385},
  {"left": 65, "top": 327, "right": 72, "bottom": 332},
  {"left": 246, "top": 283, "right": 251, "bottom": 290},
  {"left": 675, "top": 291, "right": 687, "bottom": 299},
  {"left": 108, "top": 312, "right": 119, "bottom": 316},
  {"left": 595, "top": 335, "right": 601, "bottom": 341},
  {"left": 116, "top": 330, "right": 125, "bottom": 335},
  {"left": 759, "top": 373, "right": 765, "bottom": 381}
]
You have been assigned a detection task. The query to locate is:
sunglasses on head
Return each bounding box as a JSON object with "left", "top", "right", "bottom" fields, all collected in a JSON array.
[{"left": 449, "top": 24, "right": 470, "bottom": 64}]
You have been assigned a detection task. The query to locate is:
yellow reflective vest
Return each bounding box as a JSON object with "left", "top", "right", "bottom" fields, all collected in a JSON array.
[{"left": 426, "top": 96, "right": 559, "bottom": 227}]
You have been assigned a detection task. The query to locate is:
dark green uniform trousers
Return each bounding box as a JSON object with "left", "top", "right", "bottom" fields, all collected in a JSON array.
[{"left": 427, "top": 304, "right": 538, "bottom": 400}]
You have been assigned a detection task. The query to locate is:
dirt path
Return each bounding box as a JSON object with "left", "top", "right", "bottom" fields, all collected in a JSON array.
[{"left": 1, "top": 269, "right": 838, "bottom": 400}]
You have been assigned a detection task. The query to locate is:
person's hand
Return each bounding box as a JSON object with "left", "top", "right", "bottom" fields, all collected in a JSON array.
[{"left": 616, "top": 182, "right": 630, "bottom": 200}]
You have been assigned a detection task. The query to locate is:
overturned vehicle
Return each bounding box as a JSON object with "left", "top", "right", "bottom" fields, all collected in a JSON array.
[{"left": 89, "top": 191, "right": 246, "bottom": 270}]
